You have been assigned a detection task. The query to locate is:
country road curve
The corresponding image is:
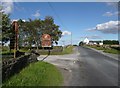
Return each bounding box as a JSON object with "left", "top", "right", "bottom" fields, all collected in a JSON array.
[{"left": 37, "top": 46, "right": 119, "bottom": 86}]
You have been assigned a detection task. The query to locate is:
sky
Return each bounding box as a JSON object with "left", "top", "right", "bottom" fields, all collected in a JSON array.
[{"left": 1, "top": 1, "right": 120, "bottom": 45}]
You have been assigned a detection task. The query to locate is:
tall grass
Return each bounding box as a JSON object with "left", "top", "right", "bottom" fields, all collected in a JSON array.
[{"left": 3, "top": 61, "right": 63, "bottom": 86}]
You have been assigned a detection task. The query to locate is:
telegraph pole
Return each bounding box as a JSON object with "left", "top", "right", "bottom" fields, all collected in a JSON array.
[
  {"left": 71, "top": 32, "right": 72, "bottom": 45},
  {"left": 62, "top": 40, "right": 65, "bottom": 46},
  {"left": 62, "top": 40, "right": 65, "bottom": 51}
]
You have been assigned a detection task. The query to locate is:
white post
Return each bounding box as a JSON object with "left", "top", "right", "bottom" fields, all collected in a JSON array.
[{"left": 71, "top": 32, "right": 72, "bottom": 45}]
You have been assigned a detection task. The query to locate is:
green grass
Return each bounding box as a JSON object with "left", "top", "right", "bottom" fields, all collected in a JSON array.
[
  {"left": 104, "top": 49, "right": 120, "bottom": 54},
  {"left": 3, "top": 61, "right": 63, "bottom": 86},
  {"left": 1, "top": 49, "right": 30, "bottom": 55},
  {"left": 1, "top": 51, "right": 13, "bottom": 55},
  {"left": 61, "top": 46, "right": 73, "bottom": 54},
  {"left": 39, "top": 46, "right": 74, "bottom": 55},
  {"left": 1, "top": 48, "right": 30, "bottom": 60},
  {"left": 1, "top": 46, "right": 73, "bottom": 55},
  {"left": 19, "top": 49, "right": 30, "bottom": 53},
  {"left": 87, "top": 45, "right": 104, "bottom": 50},
  {"left": 1, "top": 46, "right": 29, "bottom": 55},
  {"left": 86, "top": 45, "right": 120, "bottom": 54}
]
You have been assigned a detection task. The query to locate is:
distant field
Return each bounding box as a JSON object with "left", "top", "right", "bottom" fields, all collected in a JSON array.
[
  {"left": 3, "top": 61, "right": 63, "bottom": 86},
  {"left": 1, "top": 46, "right": 73, "bottom": 54},
  {"left": 1, "top": 46, "right": 74, "bottom": 60},
  {"left": 36, "top": 45, "right": 74, "bottom": 55}
]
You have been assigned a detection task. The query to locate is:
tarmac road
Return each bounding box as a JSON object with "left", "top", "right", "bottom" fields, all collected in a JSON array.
[
  {"left": 69, "top": 46, "right": 118, "bottom": 86},
  {"left": 37, "top": 46, "right": 119, "bottom": 86}
]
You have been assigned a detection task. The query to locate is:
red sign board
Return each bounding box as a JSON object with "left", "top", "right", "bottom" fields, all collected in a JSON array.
[{"left": 41, "top": 34, "right": 52, "bottom": 47}]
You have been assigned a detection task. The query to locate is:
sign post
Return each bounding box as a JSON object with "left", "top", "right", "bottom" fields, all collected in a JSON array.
[
  {"left": 12, "top": 21, "right": 19, "bottom": 59},
  {"left": 41, "top": 34, "right": 52, "bottom": 48}
]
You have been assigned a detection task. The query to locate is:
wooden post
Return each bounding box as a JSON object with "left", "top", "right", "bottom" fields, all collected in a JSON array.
[{"left": 13, "top": 21, "right": 19, "bottom": 59}]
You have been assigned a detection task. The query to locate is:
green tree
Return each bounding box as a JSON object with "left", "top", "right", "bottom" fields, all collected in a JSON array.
[
  {"left": 16, "top": 16, "right": 62, "bottom": 50},
  {"left": 9, "top": 22, "right": 15, "bottom": 50},
  {"left": 42, "top": 16, "right": 62, "bottom": 45},
  {"left": 103, "top": 40, "right": 119, "bottom": 45},
  {"left": 17, "top": 19, "right": 26, "bottom": 48},
  {"left": 21, "top": 16, "right": 62, "bottom": 48},
  {"left": 79, "top": 41, "right": 84, "bottom": 46},
  {"left": 1, "top": 12, "right": 11, "bottom": 45},
  {"left": 19, "top": 19, "right": 40, "bottom": 50},
  {"left": 1, "top": 12, "right": 17, "bottom": 51}
]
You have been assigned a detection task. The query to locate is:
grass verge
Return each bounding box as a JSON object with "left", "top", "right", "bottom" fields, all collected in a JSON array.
[
  {"left": 86, "top": 45, "right": 120, "bottom": 54},
  {"left": 87, "top": 45, "right": 104, "bottom": 50},
  {"left": 3, "top": 61, "right": 63, "bottom": 86},
  {"left": 103, "top": 49, "right": 120, "bottom": 54}
]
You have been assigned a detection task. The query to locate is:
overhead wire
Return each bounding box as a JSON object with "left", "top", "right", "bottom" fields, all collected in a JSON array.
[
  {"left": 47, "top": 2, "right": 73, "bottom": 45},
  {"left": 47, "top": 2, "right": 68, "bottom": 30}
]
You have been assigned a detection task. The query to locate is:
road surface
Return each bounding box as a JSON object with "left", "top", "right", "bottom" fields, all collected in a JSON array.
[
  {"left": 70, "top": 46, "right": 118, "bottom": 86},
  {"left": 37, "top": 46, "right": 119, "bottom": 86}
]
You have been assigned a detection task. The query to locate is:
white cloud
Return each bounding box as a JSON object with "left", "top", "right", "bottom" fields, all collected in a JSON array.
[
  {"left": 14, "top": 3, "right": 25, "bottom": 12},
  {"left": 62, "top": 31, "right": 71, "bottom": 36},
  {"left": 114, "top": 11, "right": 120, "bottom": 16},
  {"left": 103, "top": 11, "right": 119, "bottom": 17},
  {"left": 106, "top": 1, "right": 119, "bottom": 10},
  {"left": 1, "top": 0, "right": 14, "bottom": 14},
  {"left": 89, "top": 35, "right": 102, "bottom": 39},
  {"left": 87, "top": 21, "right": 120, "bottom": 34},
  {"left": 80, "top": 35, "right": 102, "bottom": 39},
  {"left": 32, "top": 10, "right": 40, "bottom": 18},
  {"left": 103, "top": 12, "right": 113, "bottom": 17},
  {"left": 11, "top": 19, "right": 26, "bottom": 22},
  {"left": 106, "top": 2, "right": 118, "bottom": 7}
]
